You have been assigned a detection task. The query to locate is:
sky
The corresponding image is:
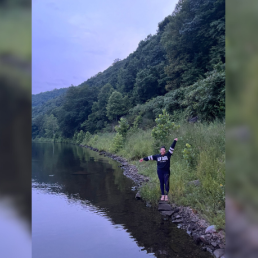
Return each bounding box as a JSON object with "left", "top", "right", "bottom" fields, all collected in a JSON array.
[{"left": 32, "top": 0, "right": 178, "bottom": 94}]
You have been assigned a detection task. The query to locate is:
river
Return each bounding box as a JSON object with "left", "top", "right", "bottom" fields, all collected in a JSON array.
[{"left": 32, "top": 142, "right": 212, "bottom": 258}]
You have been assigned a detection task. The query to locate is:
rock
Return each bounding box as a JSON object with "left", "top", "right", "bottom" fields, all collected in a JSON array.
[
  {"left": 219, "top": 243, "right": 225, "bottom": 249},
  {"left": 188, "top": 116, "right": 198, "bottom": 123},
  {"left": 191, "top": 217, "right": 198, "bottom": 222},
  {"left": 160, "top": 210, "right": 174, "bottom": 216},
  {"left": 172, "top": 219, "right": 183, "bottom": 223},
  {"left": 198, "top": 219, "right": 207, "bottom": 228},
  {"left": 146, "top": 201, "right": 152, "bottom": 208},
  {"left": 131, "top": 186, "right": 137, "bottom": 191},
  {"left": 213, "top": 249, "right": 225, "bottom": 258},
  {"left": 206, "top": 248, "right": 213, "bottom": 254},
  {"left": 218, "top": 230, "right": 225, "bottom": 239},
  {"left": 173, "top": 207, "right": 180, "bottom": 214},
  {"left": 192, "top": 234, "right": 201, "bottom": 245},
  {"left": 188, "top": 225, "right": 196, "bottom": 231},
  {"left": 135, "top": 192, "right": 141, "bottom": 200},
  {"left": 158, "top": 203, "right": 173, "bottom": 211},
  {"left": 211, "top": 241, "right": 218, "bottom": 247},
  {"left": 175, "top": 215, "right": 182, "bottom": 219},
  {"left": 188, "top": 180, "right": 201, "bottom": 187},
  {"left": 205, "top": 225, "right": 216, "bottom": 234},
  {"left": 199, "top": 235, "right": 209, "bottom": 245},
  {"left": 205, "top": 234, "right": 212, "bottom": 240}
]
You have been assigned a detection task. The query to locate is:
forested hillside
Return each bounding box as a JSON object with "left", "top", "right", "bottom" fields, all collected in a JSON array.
[
  {"left": 32, "top": 0, "right": 225, "bottom": 140},
  {"left": 32, "top": 88, "right": 68, "bottom": 107}
]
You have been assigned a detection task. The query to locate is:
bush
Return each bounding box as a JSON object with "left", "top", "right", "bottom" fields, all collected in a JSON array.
[
  {"left": 115, "top": 117, "right": 129, "bottom": 138},
  {"left": 110, "top": 133, "right": 124, "bottom": 153},
  {"left": 76, "top": 130, "right": 84, "bottom": 144},
  {"left": 82, "top": 131, "right": 92, "bottom": 145},
  {"left": 182, "top": 143, "right": 196, "bottom": 168},
  {"left": 151, "top": 109, "right": 180, "bottom": 151},
  {"left": 88, "top": 135, "right": 99, "bottom": 146}
]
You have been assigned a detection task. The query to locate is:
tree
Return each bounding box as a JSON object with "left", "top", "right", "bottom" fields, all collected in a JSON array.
[
  {"left": 151, "top": 109, "right": 180, "bottom": 145},
  {"left": 57, "top": 84, "right": 99, "bottom": 137},
  {"left": 161, "top": 0, "right": 225, "bottom": 91},
  {"left": 106, "top": 91, "right": 127, "bottom": 121},
  {"left": 115, "top": 118, "right": 129, "bottom": 138},
  {"left": 43, "top": 114, "right": 59, "bottom": 139},
  {"left": 113, "top": 58, "right": 121, "bottom": 65}
]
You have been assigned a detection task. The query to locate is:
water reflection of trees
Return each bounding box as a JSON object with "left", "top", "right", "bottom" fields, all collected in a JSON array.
[{"left": 32, "top": 143, "right": 211, "bottom": 258}]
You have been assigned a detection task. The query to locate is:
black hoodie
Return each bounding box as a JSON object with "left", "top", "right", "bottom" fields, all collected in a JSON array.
[{"left": 143, "top": 140, "right": 177, "bottom": 173}]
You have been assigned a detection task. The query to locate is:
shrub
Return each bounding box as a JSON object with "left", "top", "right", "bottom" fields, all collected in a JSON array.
[
  {"left": 110, "top": 133, "right": 124, "bottom": 153},
  {"left": 76, "top": 130, "right": 84, "bottom": 144},
  {"left": 88, "top": 135, "right": 99, "bottom": 146},
  {"left": 83, "top": 131, "right": 92, "bottom": 144},
  {"left": 151, "top": 109, "right": 180, "bottom": 150},
  {"left": 115, "top": 117, "right": 130, "bottom": 138},
  {"left": 182, "top": 143, "right": 195, "bottom": 168}
]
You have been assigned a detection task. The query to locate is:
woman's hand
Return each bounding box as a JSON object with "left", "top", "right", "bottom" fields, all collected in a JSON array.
[
  {"left": 174, "top": 138, "right": 178, "bottom": 141},
  {"left": 139, "top": 158, "right": 143, "bottom": 162}
]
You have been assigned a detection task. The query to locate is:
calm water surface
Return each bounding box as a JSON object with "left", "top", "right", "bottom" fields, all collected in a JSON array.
[{"left": 32, "top": 142, "right": 212, "bottom": 258}]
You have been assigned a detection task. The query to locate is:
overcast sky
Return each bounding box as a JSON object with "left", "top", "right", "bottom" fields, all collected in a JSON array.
[{"left": 32, "top": 0, "right": 177, "bottom": 94}]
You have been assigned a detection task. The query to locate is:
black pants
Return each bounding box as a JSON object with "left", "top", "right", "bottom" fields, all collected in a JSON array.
[{"left": 157, "top": 169, "right": 170, "bottom": 195}]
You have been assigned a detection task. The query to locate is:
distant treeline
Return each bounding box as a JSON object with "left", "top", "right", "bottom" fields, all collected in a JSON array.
[{"left": 32, "top": 0, "right": 225, "bottom": 140}]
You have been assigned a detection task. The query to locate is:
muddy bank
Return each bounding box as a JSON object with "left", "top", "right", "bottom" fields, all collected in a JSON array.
[{"left": 80, "top": 144, "right": 226, "bottom": 258}]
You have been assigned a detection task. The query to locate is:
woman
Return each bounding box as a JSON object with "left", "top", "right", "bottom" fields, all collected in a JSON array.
[{"left": 139, "top": 138, "right": 178, "bottom": 201}]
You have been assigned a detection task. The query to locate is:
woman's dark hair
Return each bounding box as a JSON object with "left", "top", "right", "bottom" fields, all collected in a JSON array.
[{"left": 160, "top": 146, "right": 166, "bottom": 150}]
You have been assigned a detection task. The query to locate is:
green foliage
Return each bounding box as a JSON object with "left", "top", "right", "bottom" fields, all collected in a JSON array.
[
  {"left": 196, "top": 150, "right": 225, "bottom": 212},
  {"left": 110, "top": 133, "right": 124, "bottom": 153},
  {"left": 73, "top": 131, "right": 78, "bottom": 143},
  {"left": 162, "top": 0, "right": 225, "bottom": 91},
  {"left": 106, "top": 91, "right": 127, "bottom": 121},
  {"left": 115, "top": 118, "right": 129, "bottom": 138},
  {"left": 182, "top": 143, "right": 195, "bottom": 168},
  {"left": 120, "top": 129, "right": 154, "bottom": 160},
  {"left": 151, "top": 109, "right": 180, "bottom": 145},
  {"left": 140, "top": 179, "right": 161, "bottom": 204},
  {"left": 88, "top": 135, "right": 99, "bottom": 146},
  {"left": 182, "top": 64, "right": 225, "bottom": 121},
  {"left": 57, "top": 84, "right": 99, "bottom": 137},
  {"left": 129, "top": 65, "right": 225, "bottom": 123},
  {"left": 133, "top": 114, "right": 142, "bottom": 128},
  {"left": 133, "top": 65, "right": 166, "bottom": 104},
  {"left": 76, "top": 130, "right": 84, "bottom": 144},
  {"left": 32, "top": 88, "right": 68, "bottom": 108},
  {"left": 42, "top": 114, "right": 59, "bottom": 139},
  {"left": 82, "top": 131, "right": 92, "bottom": 145}
]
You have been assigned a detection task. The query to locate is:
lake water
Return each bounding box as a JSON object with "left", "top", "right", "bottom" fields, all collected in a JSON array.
[{"left": 32, "top": 142, "right": 212, "bottom": 258}]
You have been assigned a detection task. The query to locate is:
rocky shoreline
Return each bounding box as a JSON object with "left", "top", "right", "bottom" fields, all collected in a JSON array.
[{"left": 80, "top": 144, "right": 226, "bottom": 258}]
